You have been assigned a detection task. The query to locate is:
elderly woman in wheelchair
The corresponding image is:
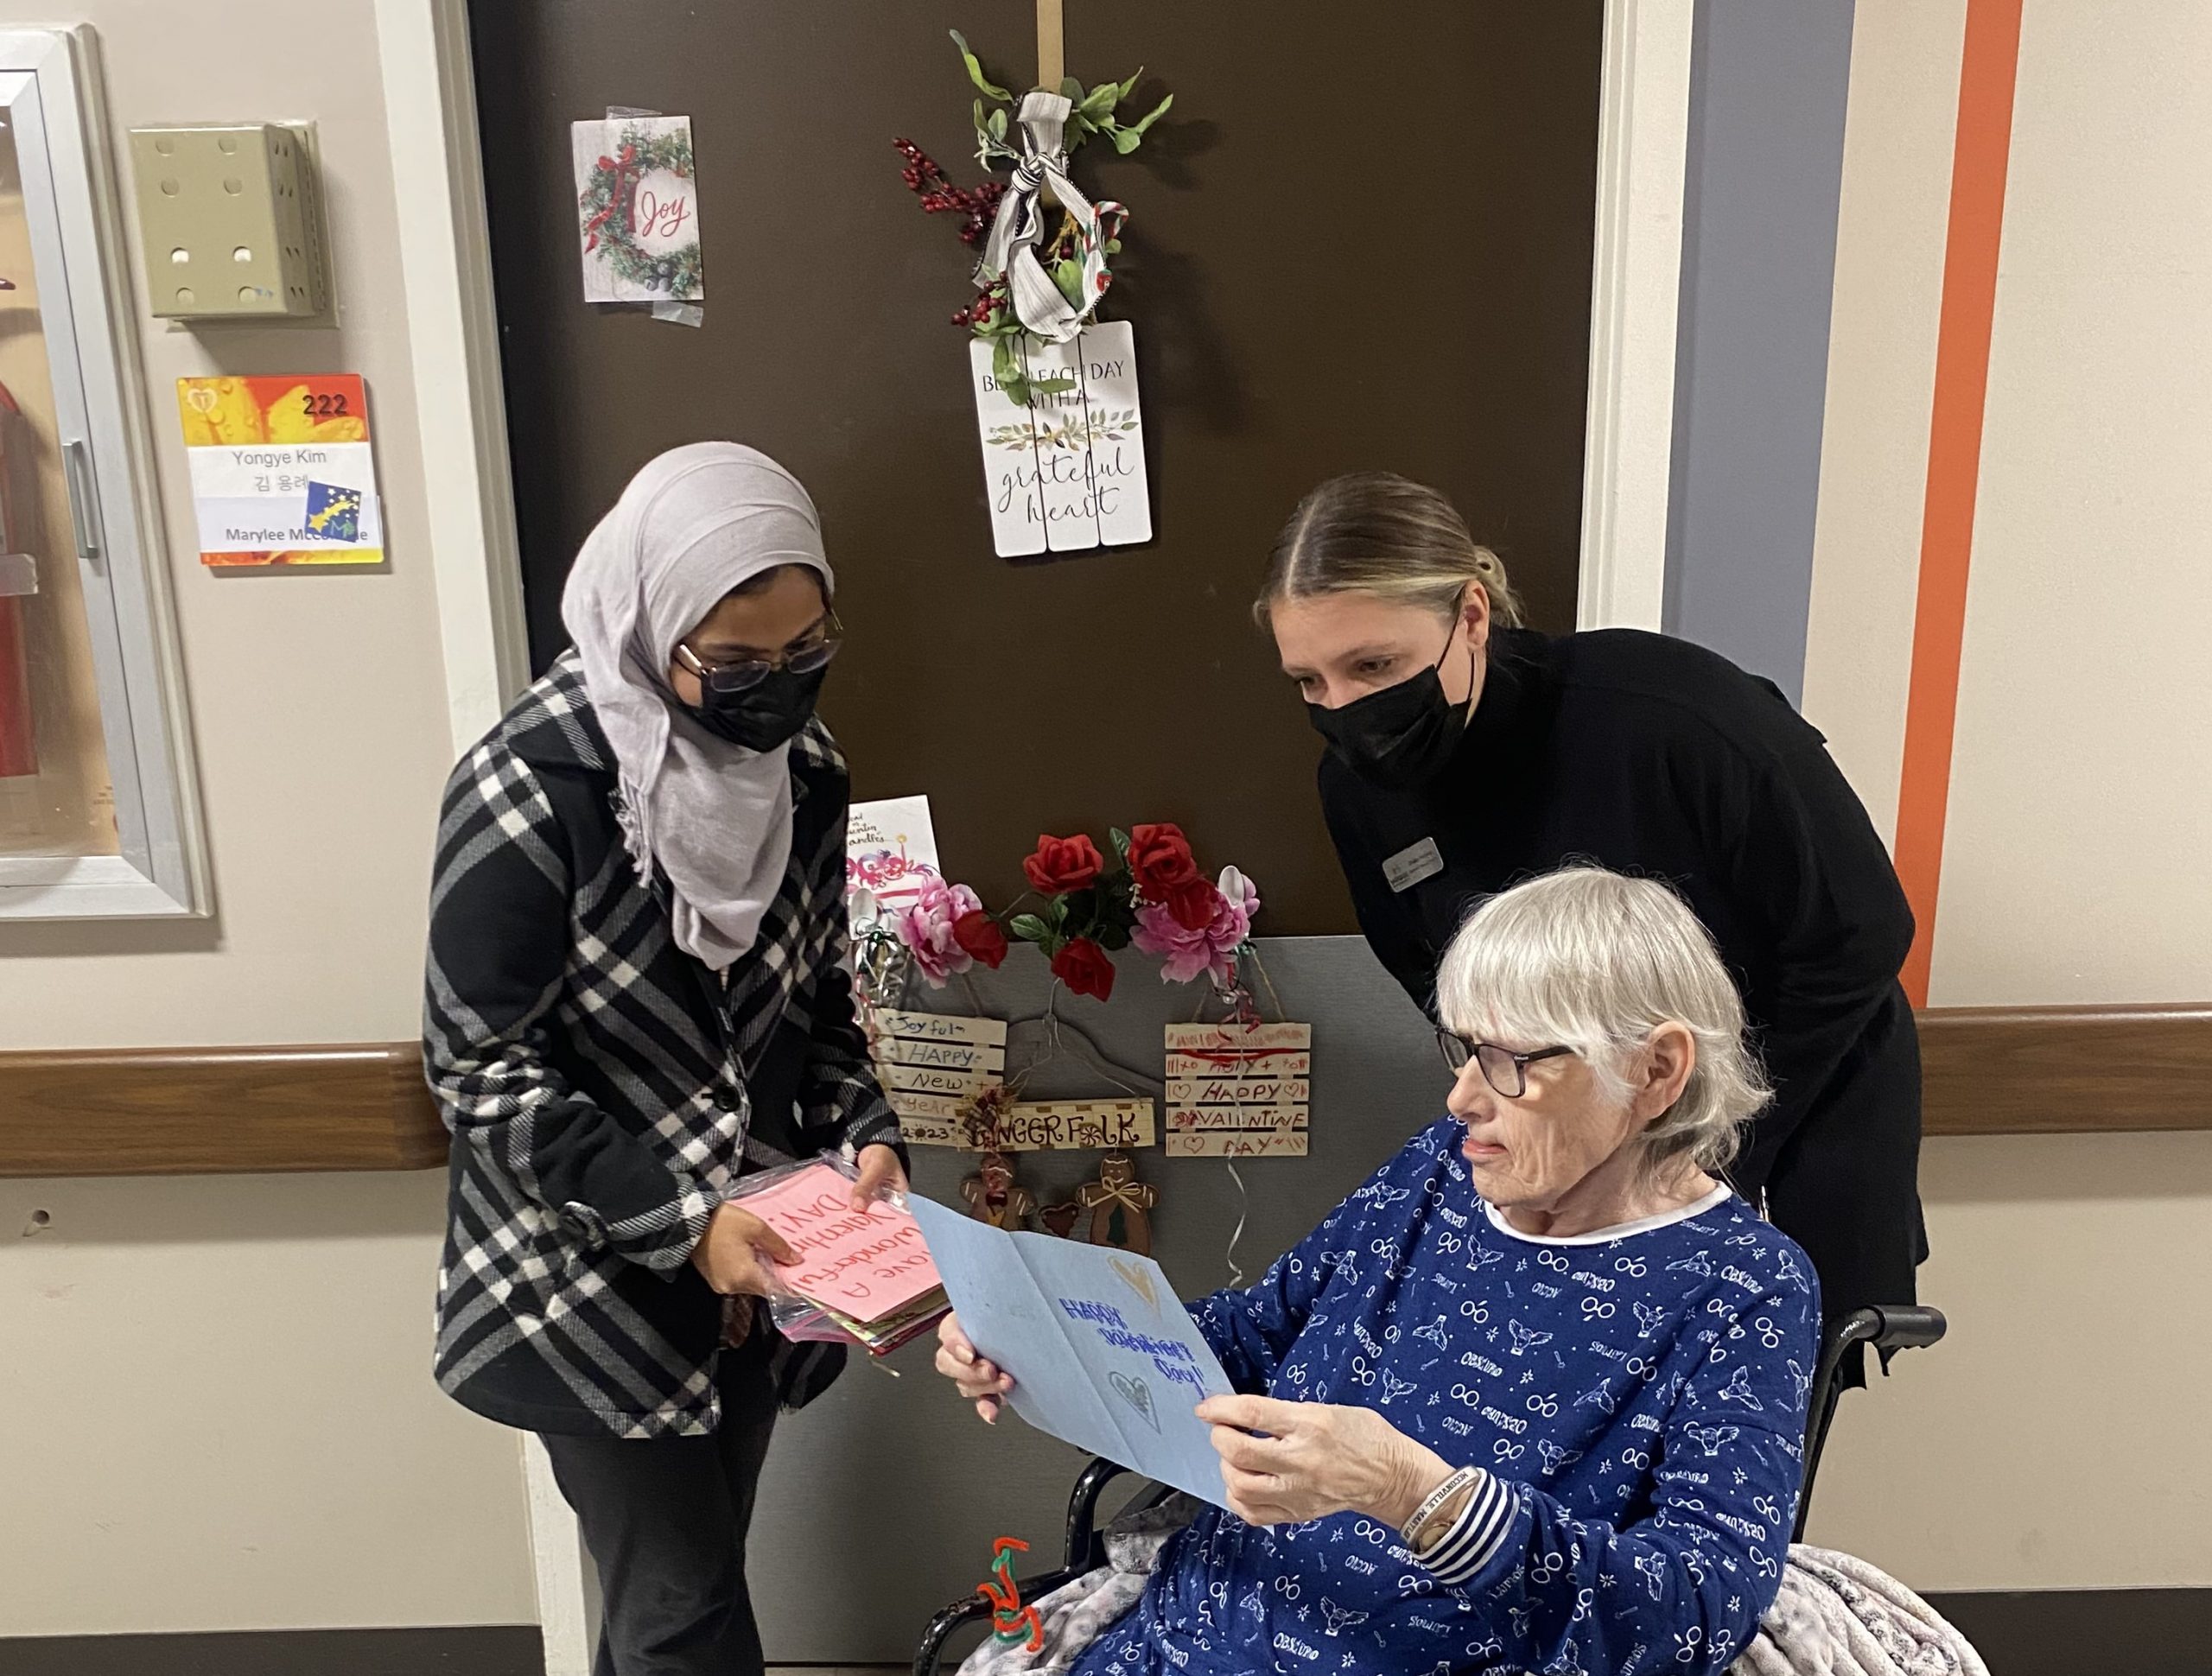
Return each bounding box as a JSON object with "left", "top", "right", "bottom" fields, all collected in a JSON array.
[{"left": 935, "top": 867, "right": 1822, "bottom": 1676}]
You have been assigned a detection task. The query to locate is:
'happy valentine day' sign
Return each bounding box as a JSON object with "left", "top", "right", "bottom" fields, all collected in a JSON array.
[{"left": 1163, "top": 1022, "right": 1313, "bottom": 1158}]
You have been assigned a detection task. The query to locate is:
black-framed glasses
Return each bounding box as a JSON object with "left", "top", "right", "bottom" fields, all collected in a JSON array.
[
  {"left": 676, "top": 610, "right": 843, "bottom": 695},
  {"left": 1436, "top": 1028, "right": 1575, "bottom": 1098}
]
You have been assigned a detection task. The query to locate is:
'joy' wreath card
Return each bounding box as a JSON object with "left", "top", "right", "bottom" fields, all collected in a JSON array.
[{"left": 571, "top": 116, "right": 703, "bottom": 303}]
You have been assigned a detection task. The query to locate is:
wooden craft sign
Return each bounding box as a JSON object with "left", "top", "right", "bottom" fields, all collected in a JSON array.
[
  {"left": 871, "top": 1012, "right": 1006, "bottom": 1146},
  {"left": 1162, "top": 1022, "right": 1314, "bottom": 1158},
  {"left": 994, "top": 1100, "right": 1155, "bottom": 1152},
  {"left": 969, "top": 320, "right": 1153, "bottom": 557}
]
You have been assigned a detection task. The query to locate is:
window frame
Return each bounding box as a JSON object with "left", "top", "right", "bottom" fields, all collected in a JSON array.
[{"left": 0, "top": 27, "right": 206, "bottom": 919}]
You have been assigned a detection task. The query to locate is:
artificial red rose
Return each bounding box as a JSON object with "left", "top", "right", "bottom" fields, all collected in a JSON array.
[
  {"left": 951, "top": 910, "right": 1008, "bottom": 970},
  {"left": 1165, "top": 877, "right": 1222, "bottom": 932},
  {"left": 1023, "top": 833, "right": 1104, "bottom": 894},
  {"left": 1126, "top": 822, "right": 1201, "bottom": 900},
  {"left": 1050, "top": 936, "right": 1116, "bottom": 1002}
]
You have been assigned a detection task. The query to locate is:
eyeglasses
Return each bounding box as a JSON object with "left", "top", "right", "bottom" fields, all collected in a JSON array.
[
  {"left": 676, "top": 610, "right": 843, "bottom": 695},
  {"left": 1436, "top": 1028, "right": 1575, "bottom": 1099}
]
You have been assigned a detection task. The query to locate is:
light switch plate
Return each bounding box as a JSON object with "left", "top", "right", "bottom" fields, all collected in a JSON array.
[{"left": 127, "top": 124, "right": 327, "bottom": 320}]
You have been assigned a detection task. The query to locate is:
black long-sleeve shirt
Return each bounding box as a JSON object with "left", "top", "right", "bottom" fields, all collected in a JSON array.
[{"left": 1319, "top": 626, "right": 1925, "bottom": 1321}]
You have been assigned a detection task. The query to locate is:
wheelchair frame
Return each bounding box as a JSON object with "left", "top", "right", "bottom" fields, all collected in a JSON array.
[{"left": 912, "top": 1304, "right": 1946, "bottom": 1674}]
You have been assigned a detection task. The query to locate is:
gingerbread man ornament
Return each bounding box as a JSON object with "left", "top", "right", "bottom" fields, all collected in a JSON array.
[
  {"left": 962, "top": 1151, "right": 1035, "bottom": 1231},
  {"left": 1078, "top": 1152, "right": 1158, "bottom": 1254}
]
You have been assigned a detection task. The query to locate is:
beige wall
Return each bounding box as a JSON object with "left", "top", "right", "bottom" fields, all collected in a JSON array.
[
  {"left": 1801, "top": 0, "right": 2212, "bottom": 1590},
  {"left": 1930, "top": 0, "right": 2212, "bottom": 1007},
  {"left": 0, "top": 1, "right": 533, "bottom": 1636}
]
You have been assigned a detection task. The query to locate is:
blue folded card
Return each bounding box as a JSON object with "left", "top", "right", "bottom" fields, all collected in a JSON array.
[{"left": 910, "top": 1194, "right": 1236, "bottom": 1507}]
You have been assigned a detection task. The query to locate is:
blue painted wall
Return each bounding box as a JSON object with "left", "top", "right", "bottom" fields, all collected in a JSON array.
[{"left": 1663, "top": 0, "right": 1856, "bottom": 704}]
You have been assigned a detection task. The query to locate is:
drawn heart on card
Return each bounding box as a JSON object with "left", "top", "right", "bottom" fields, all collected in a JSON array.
[
  {"left": 1109, "top": 1369, "right": 1160, "bottom": 1432},
  {"left": 186, "top": 386, "right": 219, "bottom": 415},
  {"left": 1109, "top": 1255, "right": 1159, "bottom": 1313}
]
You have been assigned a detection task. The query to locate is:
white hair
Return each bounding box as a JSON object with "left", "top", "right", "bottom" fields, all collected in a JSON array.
[{"left": 1433, "top": 867, "right": 1770, "bottom": 1179}]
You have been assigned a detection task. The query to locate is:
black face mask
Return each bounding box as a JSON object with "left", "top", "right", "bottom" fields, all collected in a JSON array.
[
  {"left": 690, "top": 664, "right": 828, "bottom": 752},
  {"left": 1308, "top": 656, "right": 1470, "bottom": 790}
]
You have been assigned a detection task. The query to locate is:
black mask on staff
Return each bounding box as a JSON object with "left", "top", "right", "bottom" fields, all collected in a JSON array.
[
  {"left": 690, "top": 664, "right": 828, "bottom": 752},
  {"left": 1307, "top": 628, "right": 1472, "bottom": 790}
]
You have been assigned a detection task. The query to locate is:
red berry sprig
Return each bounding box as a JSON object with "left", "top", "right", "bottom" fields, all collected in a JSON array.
[
  {"left": 950, "top": 278, "right": 1008, "bottom": 328},
  {"left": 894, "top": 140, "right": 1020, "bottom": 329},
  {"left": 893, "top": 140, "right": 1010, "bottom": 247}
]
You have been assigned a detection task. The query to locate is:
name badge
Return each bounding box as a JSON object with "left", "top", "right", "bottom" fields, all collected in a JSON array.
[{"left": 1382, "top": 837, "right": 1444, "bottom": 893}]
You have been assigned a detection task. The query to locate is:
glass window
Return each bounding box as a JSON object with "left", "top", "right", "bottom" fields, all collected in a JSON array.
[
  {"left": 0, "top": 110, "right": 118, "bottom": 860},
  {"left": 0, "top": 31, "right": 205, "bottom": 917}
]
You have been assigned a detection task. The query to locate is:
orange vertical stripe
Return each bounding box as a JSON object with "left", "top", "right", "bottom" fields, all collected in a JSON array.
[{"left": 1892, "top": 0, "right": 2024, "bottom": 1006}]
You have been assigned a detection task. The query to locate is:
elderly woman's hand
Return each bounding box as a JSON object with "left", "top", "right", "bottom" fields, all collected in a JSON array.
[
  {"left": 1197, "top": 1393, "right": 1452, "bottom": 1529},
  {"left": 934, "top": 1311, "right": 1015, "bottom": 1424}
]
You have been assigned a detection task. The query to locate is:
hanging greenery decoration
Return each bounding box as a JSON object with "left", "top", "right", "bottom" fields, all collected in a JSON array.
[{"left": 893, "top": 30, "right": 1173, "bottom": 407}]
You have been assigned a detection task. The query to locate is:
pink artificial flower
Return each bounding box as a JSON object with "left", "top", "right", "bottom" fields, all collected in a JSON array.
[
  {"left": 1132, "top": 871, "right": 1255, "bottom": 987},
  {"left": 1216, "top": 865, "right": 1261, "bottom": 922},
  {"left": 896, "top": 879, "right": 984, "bottom": 986}
]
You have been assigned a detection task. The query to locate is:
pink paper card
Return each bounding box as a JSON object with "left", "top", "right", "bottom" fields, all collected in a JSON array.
[{"left": 741, "top": 1163, "right": 942, "bottom": 1324}]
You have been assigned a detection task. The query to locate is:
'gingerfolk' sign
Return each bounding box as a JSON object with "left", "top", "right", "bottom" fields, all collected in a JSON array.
[
  {"left": 1162, "top": 1022, "right": 1313, "bottom": 1158},
  {"left": 994, "top": 1099, "right": 1156, "bottom": 1152},
  {"left": 969, "top": 320, "right": 1152, "bottom": 557}
]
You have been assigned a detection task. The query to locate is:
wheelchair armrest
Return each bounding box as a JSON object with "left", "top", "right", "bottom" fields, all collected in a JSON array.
[
  {"left": 1063, "top": 1456, "right": 1135, "bottom": 1573},
  {"left": 913, "top": 1457, "right": 1145, "bottom": 1676},
  {"left": 912, "top": 1565, "right": 1090, "bottom": 1676},
  {"left": 1865, "top": 1304, "right": 1947, "bottom": 1352},
  {"left": 1794, "top": 1303, "right": 1948, "bottom": 1542}
]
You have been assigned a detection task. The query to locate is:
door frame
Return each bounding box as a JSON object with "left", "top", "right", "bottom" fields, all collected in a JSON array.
[
  {"left": 371, "top": 3, "right": 583, "bottom": 1671},
  {"left": 1577, "top": 0, "right": 1693, "bottom": 632},
  {"left": 373, "top": 0, "right": 528, "bottom": 759}
]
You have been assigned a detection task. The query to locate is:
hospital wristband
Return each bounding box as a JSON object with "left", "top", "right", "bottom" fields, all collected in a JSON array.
[
  {"left": 1400, "top": 1464, "right": 1484, "bottom": 1550},
  {"left": 1406, "top": 1468, "right": 1517, "bottom": 1587}
]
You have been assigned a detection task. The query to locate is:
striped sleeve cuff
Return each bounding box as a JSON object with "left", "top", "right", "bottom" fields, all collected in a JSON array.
[{"left": 1410, "top": 1468, "right": 1517, "bottom": 1587}]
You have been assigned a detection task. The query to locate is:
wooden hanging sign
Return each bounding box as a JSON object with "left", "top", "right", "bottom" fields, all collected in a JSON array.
[
  {"left": 1162, "top": 1022, "right": 1314, "bottom": 1157},
  {"left": 995, "top": 1099, "right": 1155, "bottom": 1152},
  {"left": 899, "top": 1097, "right": 1157, "bottom": 1152},
  {"left": 970, "top": 320, "right": 1152, "bottom": 557},
  {"left": 1165, "top": 1077, "right": 1312, "bottom": 1105},
  {"left": 887, "top": 1092, "right": 968, "bottom": 1148},
  {"left": 871, "top": 1011, "right": 1008, "bottom": 1146}
]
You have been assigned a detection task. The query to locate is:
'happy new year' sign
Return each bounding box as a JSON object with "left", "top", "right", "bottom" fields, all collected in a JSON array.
[{"left": 969, "top": 320, "right": 1152, "bottom": 557}]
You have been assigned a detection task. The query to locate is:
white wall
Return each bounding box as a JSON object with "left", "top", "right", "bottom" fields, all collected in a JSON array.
[
  {"left": 1800, "top": 0, "right": 2212, "bottom": 1591},
  {"left": 0, "top": 0, "right": 533, "bottom": 1636}
]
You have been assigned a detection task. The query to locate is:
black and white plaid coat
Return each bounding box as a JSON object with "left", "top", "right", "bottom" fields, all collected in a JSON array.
[{"left": 423, "top": 653, "right": 901, "bottom": 1438}]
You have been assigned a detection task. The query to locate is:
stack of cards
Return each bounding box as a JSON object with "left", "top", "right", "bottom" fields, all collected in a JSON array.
[{"left": 730, "top": 1161, "right": 948, "bottom": 1355}]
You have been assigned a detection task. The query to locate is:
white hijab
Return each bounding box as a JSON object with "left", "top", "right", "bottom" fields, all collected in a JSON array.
[{"left": 561, "top": 442, "right": 833, "bottom": 972}]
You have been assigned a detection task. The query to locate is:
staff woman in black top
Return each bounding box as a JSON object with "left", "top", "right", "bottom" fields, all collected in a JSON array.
[{"left": 1257, "top": 471, "right": 1923, "bottom": 1348}]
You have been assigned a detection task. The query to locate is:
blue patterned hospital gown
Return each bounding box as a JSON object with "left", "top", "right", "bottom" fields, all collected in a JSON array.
[{"left": 1071, "top": 1117, "right": 1819, "bottom": 1676}]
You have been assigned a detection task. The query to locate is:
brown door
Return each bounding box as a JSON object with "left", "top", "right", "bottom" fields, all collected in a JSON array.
[{"left": 468, "top": 0, "right": 1602, "bottom": 936}]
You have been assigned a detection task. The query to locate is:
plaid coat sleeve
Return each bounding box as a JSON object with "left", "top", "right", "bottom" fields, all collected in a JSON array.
[{"left": 423, "top": 740, "right": 715, "bottom": 1273}]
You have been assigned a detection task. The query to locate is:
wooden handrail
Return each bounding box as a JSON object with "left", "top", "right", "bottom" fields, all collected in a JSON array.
[{"left": 1, "top": 1005, "right": 2205, "bottom": 1177}]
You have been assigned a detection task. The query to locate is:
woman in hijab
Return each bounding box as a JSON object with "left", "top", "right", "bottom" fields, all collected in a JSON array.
[{"left": 423, "top": 443, "right": 906, "bottom": 1676}]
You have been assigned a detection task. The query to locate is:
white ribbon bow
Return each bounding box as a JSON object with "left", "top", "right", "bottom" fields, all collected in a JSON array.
[{"left": 973, "top": 90, "right": 1124, "bottom": 344}]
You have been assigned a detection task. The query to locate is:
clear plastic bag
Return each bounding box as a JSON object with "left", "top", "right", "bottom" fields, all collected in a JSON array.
[{"left": 721, "top": 1150, "right": 944, "bottom": 1353}]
